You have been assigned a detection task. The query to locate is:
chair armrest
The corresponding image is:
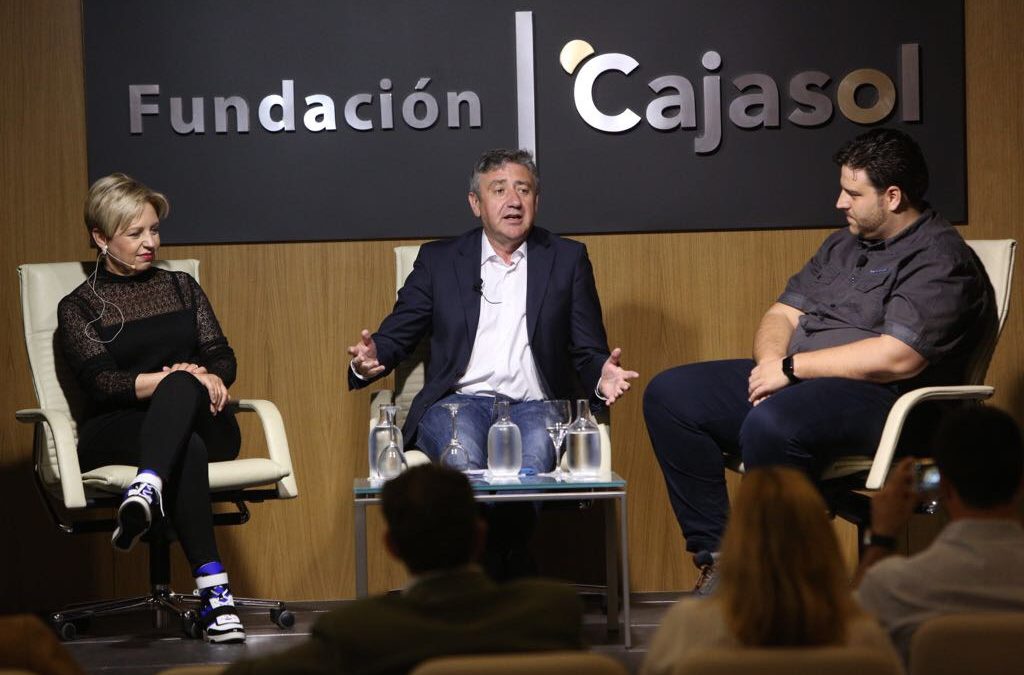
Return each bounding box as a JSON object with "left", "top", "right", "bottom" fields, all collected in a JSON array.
[
  {"left": 233, "top": 399, "right": 299, "bottom": 498},
  {"left": 864, "top": 385, "right": 994, "bottom": 490},
  {"left": 598, "top": 422, "right": 612, "bottom": 474},
  {"left": 15, "top": 408, "right": 87, "bottom": 508}
]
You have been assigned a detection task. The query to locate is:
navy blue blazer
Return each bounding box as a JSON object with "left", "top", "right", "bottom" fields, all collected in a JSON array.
[{"left": 349, "top": 226, "right": 610, "bottom": 446}]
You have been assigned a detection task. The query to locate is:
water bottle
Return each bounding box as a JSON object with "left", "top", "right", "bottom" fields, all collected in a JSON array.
[
  {"left": 368, "top": 404, "right": 403, "bottom": 479},
  {"left": 487, "top": 399, "right": 522, "bottom": 477},
  {"left": 566, "top": 399, "right": 601, "bottom": 477}
]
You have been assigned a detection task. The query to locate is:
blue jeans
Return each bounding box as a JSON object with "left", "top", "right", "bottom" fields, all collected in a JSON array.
[
  {"left": 643, "top": 359, "right": 898, "bottom": 554},
  {"left": 417, "top": 394, "right": 557, "bottom": 473}
]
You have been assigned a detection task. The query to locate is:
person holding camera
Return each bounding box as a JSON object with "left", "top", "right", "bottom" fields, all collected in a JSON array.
[{"left": 855, "top": 405, "right": 1024, "bottom": 663}]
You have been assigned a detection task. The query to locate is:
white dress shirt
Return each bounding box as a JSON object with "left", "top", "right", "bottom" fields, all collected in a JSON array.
[{"left": 456, "top": 233, "right": 546, "bottom": 401}]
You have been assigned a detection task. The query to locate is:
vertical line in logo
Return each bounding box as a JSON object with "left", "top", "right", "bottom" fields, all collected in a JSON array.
[{"left": 515, "top": 11, "right": 537, "bottom": 161}]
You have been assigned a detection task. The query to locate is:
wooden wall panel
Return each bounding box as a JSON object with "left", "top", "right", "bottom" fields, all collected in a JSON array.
[{"left": 1, "top": 0, "right": 1021, "bottom": 611}]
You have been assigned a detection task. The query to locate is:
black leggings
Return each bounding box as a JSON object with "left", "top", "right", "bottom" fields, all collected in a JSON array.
[{"left": 78, "top": 371, "right": 241, "bottom": 569}]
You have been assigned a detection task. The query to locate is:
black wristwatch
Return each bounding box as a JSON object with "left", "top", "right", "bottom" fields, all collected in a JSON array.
[
  {"left": 782, "top": 355, "right": 801, "bottom": 384},
  {"left": 863, "top": 531, "right": 898, "bottom": 550}
]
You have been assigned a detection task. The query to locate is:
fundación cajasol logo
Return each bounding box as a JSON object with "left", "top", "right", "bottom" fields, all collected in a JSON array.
[
  {"left": 559, "top": 37, "right": 922, "bottom": 154},
  {"left": 122, "top": 10, "right": 923, "bottom": 160}
]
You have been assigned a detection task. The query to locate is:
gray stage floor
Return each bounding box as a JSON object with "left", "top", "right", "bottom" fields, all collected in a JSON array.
[{"left": 63, "top": 593, "right": 682, "bottom": 675}]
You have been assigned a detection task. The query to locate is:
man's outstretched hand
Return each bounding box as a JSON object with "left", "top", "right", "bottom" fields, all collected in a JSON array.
[
  {"left": 598, "top": 347, "right": 639, "bottom": 405},
  {"left": 347, "top": 329, "right": 385, "bottom": 379}
]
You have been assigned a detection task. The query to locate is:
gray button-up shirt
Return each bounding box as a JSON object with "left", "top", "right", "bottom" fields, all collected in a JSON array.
[{"left": 778, "top": 209, "right": 996, "bottom": 390}]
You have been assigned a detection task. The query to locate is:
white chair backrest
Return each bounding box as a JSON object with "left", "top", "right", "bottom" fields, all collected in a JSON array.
[
  {"left": 964, "top": 240, "right": 1016, "bottom": 384},
  {"left": 18, "top": 260, "right": 200, "bottom": 478},
  {"left": 966, "top": 239, "right": 1015, "bottom": 334},
  {"left": 391, "top": 246, "right": 426, "bottom": 428}
]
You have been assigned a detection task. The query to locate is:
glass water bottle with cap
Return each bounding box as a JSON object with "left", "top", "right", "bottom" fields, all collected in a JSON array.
[
  {"left": 565, "top": 399, "right": 601, "bottom": 477},
  {"left": 487, "top": 399, "right": 522, "bottom": 477}
]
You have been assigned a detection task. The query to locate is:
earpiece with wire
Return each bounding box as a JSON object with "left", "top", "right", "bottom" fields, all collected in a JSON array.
[{"left": 83, "top": 249, "right": 126, "bottom": 344}]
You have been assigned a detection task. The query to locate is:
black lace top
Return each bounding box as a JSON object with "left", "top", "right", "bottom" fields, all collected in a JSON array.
[{"left": 57, "top": 265, "right": 236, "bottom": 413}]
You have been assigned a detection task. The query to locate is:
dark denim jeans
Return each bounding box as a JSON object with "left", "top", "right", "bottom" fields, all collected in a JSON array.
[
  {"left": 416, "top": 394, "right": 557, "bottom": 473},
  {"left": 643, "top": 359, "right": 898, "bottom": 554}
]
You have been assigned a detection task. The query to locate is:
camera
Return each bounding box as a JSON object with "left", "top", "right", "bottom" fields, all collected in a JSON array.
[{"left": 913, "top": 461, "right": 941, "bottom": 494}]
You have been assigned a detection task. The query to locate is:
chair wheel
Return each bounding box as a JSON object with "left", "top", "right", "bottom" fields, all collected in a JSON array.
[
  {"left": 57, "top": 621, "right": 77, "bottom": 641},
  {"left": 182, "top": 611, "right": 203, "bottom": 640},
  {"left": 270, "top": 608, "right": 295, "bottom": 629}
]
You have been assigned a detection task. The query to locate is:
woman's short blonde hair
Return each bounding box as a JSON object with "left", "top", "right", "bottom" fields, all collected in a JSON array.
[
  {"left": 84, "top": 173, "right": 169, "bottom": 241},
  {"left": 718, "top": 467, "right": 858, "bottom": 647}
]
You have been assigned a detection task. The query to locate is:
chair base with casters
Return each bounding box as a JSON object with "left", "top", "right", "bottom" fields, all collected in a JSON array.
[
  {"left": 41, "top": 496, "right": 294, "bottom": 641},
  {"left": 19, "top": 400, "right": 298, "bottom": 641}
]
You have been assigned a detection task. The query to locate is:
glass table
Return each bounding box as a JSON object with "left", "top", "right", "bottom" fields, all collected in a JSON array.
[{"left": 353, "top": 471, "right": 631, "bottom": 647}]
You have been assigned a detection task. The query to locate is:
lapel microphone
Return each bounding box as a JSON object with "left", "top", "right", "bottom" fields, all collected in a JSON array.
[
  {"left": 102, "top": 245, "right": 137, "bottom": 270},
  {"left": 855, "top": 254, "right": 869, "bottom": 268},
  {"left": 473, "top": 278, "right": 483, "bottom": 294}
]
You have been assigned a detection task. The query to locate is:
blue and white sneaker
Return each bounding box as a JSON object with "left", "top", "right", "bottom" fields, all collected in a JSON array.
[
  {"left": 196, "top": 571, "right": 246, "bottom": 644},
  {"left": 111, "top": 472, "right": 163, "bottom": 553}
]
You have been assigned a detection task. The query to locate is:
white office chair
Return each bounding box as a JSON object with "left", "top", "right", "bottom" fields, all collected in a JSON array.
[
  {"left": 367, "top": 245, "right": 612, "bottom": 473},
  {"left": 15, "top": 260, "right": 298, "bottom": 640},
  {"left": 825, "top": 239, "right": 1017, "bottom": 490},
  {"left": 727, "top": 240, "right": 1015, "bottom": 491}
]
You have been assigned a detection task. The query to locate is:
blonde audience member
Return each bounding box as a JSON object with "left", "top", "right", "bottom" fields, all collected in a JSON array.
[{"left": 641, "top": 468, "right": 899, "bottom": 675}]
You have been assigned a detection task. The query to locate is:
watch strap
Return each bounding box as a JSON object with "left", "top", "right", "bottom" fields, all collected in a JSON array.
[{"left": 782, "top": 355, "right": 801, "bottom": 384}]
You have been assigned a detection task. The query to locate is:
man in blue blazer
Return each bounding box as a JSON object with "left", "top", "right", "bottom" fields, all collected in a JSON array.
[{"left": 348, "top": 149, "right": 636, "bottom": 472}]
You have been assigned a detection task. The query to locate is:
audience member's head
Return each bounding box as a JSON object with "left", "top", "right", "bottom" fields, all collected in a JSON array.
[
  {"left": 84, "top": 172, "right": 169, "bottom": 242},
  {"left": 718, "top": 467, "right": 857, "bottom": 647},
  {"left": 381, "top": 464, "right": 483, "bottom": 574},
  {"left": 933, "top": 405, "right": 1024, "bottom": 510},
  {"left": 833, "top": 128, "right": 929, "bottom": 211}
]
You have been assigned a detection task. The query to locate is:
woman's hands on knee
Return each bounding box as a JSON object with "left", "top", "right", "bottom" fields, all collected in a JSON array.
[{"left": 162, "top": 363, "right": 228, "bottom": 414}]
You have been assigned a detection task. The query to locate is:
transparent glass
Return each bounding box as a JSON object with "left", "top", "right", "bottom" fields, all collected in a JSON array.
[
  {"left": 544, "top": 399, "right": 572, "bottom": 477},
  {"left": 565, "top": 399, "right": 601, "bottom": 477},
  {"left": 487, "top": 399, "right": 522, "bottom": 477},
  {"left": 376, "top": 439, "right": 407, "bottom": 480},
  {"left": 367, "top": 404, "right": 403, "bottom": 479},
  {"left": 440, "top": 402, "right": 470, "bottom": 472}
]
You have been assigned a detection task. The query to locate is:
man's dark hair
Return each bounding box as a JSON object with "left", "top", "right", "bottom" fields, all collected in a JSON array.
[
  {"left": 469, "top": 148, "right": 539, "bottom": 196},
  {"left": 933, "top": 406, "right": 1024, "bottom": 509},
  {"left": 381, "top": 464, "right": 479, "bottom": 574},
  {"left": 832, "top": 128, "right": 929, "bottom": 209}
]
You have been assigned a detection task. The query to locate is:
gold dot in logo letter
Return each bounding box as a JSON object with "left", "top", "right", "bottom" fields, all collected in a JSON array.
[
  {"left": 560, "top": 39, "right": 595, "bottom": 75},
  {"left": 837, "top": 69, "right": 896, "bottom": 125}
]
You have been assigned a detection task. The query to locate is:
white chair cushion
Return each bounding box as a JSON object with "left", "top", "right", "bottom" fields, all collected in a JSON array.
[{"left": 79, "top": 458, "right": 290, "bottom": 494}]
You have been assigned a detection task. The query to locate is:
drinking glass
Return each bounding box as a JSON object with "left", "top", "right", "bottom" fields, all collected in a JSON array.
[
  {"left": 440, "top": 402, "right": 470, "bottom": 471},
  {"left": 544, "top": 399, "right": 572, "bottom": 477}
]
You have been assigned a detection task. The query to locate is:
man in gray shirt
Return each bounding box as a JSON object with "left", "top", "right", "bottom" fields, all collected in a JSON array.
[
  {"left": 644, "top": 129, "right": 996, "bottom": 589},
  {"left": 855, "top": 406, "right": 1024, "bottom": 663}
]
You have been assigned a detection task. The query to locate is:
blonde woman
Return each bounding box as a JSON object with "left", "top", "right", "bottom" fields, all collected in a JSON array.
[
  {"left": 57, "top": 174, "right": 244, "bottom": 644},
  {"left": 641, "top": 467, "right": 899, "bottom": 675}
]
